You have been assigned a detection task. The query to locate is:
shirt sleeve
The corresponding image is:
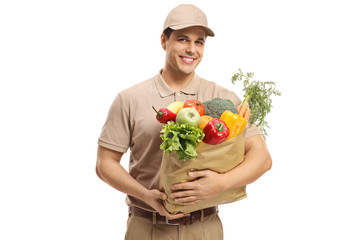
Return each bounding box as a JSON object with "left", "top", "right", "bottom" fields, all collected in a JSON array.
[
  {"left": 98, "top": 93, "right": 131, "bottom": 153},
  {"left": 245, "top": 124, "right": 263, "bottom": 138}
]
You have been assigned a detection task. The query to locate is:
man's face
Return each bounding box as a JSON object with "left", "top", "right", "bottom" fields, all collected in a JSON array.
[{"left": 162, "top": 26, "right": 206, "bottom": 77}]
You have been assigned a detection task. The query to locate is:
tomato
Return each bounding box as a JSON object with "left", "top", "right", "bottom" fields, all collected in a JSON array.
[{"left": 183, "top": 99, "right": 205, "bottom": 116}]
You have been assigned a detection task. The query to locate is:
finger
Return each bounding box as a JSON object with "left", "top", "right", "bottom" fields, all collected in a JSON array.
[
  {"left": 171, "top": 182, "right": 194, "bottom": 191},
  {"left": 170, "top": 190, "right": 196, "bottom": 199},
  {"left": 188, "top": 170, "right": 208, "bottom": 178},
  {"left": 174, "top": 196, "right": 198, "bottom": 205},
  {"left": 157, "top": 205, "right": 189, "bottom": 219},
  {"left": 158, "top": 208, "right": 186, "bottom": 219},
  {"left": 153, "top": 189, "right": 167, "bottom": 200},
  {"left": 181, "top": 199, "right": 202, "bottom": 206},
  {"left": 160, "top": 192, "right": 168, "bottom": 200},
  {"left": 165, "top": 212, "right": 188, "bottom": 220},
  {"left": 155, "top": 202, "right": 187, "bottom": 219}
]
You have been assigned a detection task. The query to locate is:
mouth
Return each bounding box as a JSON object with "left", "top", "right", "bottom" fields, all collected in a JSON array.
[{"left": 180, "top": 56, "right": 196, "bottom": 64}]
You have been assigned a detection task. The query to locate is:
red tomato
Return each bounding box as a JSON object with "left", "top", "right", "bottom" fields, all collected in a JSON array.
[{"left": 183, "top": 99, "right": 205, "bottom": 116}]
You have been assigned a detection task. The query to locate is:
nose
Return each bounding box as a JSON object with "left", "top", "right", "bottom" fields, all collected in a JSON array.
[{"left": 186, "top": 42, "right": 196, "bottom": 54}]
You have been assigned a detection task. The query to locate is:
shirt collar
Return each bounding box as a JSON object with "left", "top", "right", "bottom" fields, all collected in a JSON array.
[{"left": 154, "top": 70, "right": 200, "bottom": 98}]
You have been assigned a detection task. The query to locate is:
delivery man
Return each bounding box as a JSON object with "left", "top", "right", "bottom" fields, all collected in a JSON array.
[{"left": 96, "top": 4, "right": 272, "bottom": 240}]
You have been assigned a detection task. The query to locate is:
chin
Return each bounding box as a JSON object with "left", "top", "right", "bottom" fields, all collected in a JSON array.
[
  {"left": 179, "top": 66, "right": 198, "bottom": 75},
  {"left": 182, "top": 70, "right": 195, "bottom": 75}
]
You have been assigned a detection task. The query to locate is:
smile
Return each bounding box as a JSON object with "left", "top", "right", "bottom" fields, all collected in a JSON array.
[{"left": 180, "top": 56, "right": 196, "bottom": 64}]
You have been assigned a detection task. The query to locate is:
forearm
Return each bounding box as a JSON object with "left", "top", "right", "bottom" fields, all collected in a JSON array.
[
  {"left": 96, "top": 147, "right": 148, "bottom": 202},
  {"left": 222, "top": 134, "right": 272, "bottom": 190},
  {"left": 170, "top": 135, "right": 272, "bottom": 204},
  {"left": 96, "top": 146, "right": 187, "bottom": 219}
]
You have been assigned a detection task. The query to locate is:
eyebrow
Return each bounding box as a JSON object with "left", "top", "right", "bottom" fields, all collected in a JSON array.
[{"left": 176, "top": 35, "right": 205, "bottom": 42}]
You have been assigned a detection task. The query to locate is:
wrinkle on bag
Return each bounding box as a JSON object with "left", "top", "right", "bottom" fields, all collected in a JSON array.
[{"left": 159, "top": 129, "right": 247, "bottom": 214}]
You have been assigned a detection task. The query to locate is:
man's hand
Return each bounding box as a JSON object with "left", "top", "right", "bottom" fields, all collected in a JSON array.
[
  {"left": 170, "top": 170, "right": 225, "bottom": 205},
  {"left": 144, "top": 189, "right": 188, "bottom": 220},
  {"left": 97, "top": 146, "right": 187, "bottom": 220}
]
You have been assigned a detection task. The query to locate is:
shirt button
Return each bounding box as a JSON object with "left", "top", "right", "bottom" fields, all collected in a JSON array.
[{"left": 177, "top": 92, "right": 181, "bottom": 96}]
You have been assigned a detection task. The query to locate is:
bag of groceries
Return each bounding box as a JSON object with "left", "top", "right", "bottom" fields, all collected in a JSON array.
[
  {"left": 159, "top": 127, "right": 247, "bottom": 214},
  {"left": 153, "top": 69, "right": 281, "bottom": 214},
  {"left": 153, "top": 97, "right": 249, "bottom": 214}
]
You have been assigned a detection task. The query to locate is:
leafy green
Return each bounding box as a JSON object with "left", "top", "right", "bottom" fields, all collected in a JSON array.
[
  {"left": 231, "top": 68, "right": 281, "bottom": 138},
  {"left": 160, "top": 121, "right": 205, "bottom": 161}
]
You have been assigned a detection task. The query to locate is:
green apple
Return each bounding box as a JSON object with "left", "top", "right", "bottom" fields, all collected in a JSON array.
[{"left": 176, "top": 107, "right": 201, "bottom": 128}]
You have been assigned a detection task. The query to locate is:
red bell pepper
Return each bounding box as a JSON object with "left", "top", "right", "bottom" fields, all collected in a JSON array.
[
  {"left": 202, "top": 118, "right": 229, "bottom": 145},
  {"left": 152, "top": 106, "right": 177, "bottom": 124}
]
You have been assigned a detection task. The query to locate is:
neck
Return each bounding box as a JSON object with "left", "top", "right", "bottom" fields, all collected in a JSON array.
[{"left": 161, "top": 68, "right": 194, "bottom": 92}]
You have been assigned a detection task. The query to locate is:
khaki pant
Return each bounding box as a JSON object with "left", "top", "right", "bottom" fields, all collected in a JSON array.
[{"left": 125, "top": 213, "right": 223, "bottom": 240}]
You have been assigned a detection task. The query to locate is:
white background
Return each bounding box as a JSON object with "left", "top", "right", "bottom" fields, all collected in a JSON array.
[{"left": 1, "top": 0, "right": 359, "bottom": 239}]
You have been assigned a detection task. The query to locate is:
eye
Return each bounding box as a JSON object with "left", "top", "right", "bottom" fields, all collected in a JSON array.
[
  {"left": 178, "top": 38, "right": 187, "bottom": 42},
  {"left": 196, "top": 40, "right": 204, "bottom": 45}
]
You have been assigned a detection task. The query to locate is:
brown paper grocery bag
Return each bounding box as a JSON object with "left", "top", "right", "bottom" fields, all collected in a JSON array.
[{"left": 159, "top": 129, "right": 247, "bottom": 214}]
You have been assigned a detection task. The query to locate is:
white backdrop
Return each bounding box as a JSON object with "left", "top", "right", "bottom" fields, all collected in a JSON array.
[{"left": 1, "top": 0, "right": 359, "bottom": 239}]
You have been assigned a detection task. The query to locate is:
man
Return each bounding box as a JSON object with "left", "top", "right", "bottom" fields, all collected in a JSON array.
[{"left": 96, "top": 4, "right": 272, "bottom": 239}]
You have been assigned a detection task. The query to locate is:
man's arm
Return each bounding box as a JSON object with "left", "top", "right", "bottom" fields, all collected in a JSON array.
[
  {"left": 222, "top": 134, "right": 272, "bottom": 189},
  {"left": 96, "top": 145, "right": 186, "bottom": 219},
  {"left": 170, "top": 134, "right": 272, "bottom": 205}
]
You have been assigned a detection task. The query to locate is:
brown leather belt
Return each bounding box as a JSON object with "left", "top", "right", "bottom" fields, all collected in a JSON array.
[{"left": 129, "top": 206, "right": 218, "bottom": 225}]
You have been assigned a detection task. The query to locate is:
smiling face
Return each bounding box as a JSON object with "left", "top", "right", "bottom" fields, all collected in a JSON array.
[{"left": 161, "top": 26, "right": 206, "bottom": 78}]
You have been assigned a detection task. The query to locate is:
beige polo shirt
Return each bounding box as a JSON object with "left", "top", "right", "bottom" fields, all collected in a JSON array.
[{"left": 98, "top": 71, "right": 262, "bottom": 211}]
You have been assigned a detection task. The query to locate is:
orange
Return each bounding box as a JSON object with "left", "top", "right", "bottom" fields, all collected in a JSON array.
[{"left": 199, "top": 115, "right": 213, "bottom": 129}]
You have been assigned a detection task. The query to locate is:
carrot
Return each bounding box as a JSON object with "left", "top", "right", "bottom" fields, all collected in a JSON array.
[
  {"left": 238, "top": 102, "right": 248, "bottom": 118},
  {"left": 244, "top": 108, "right": 251, "bottom": 122},
  {"left": 232, "top": 69, "right": 281, "bottom": 139}
]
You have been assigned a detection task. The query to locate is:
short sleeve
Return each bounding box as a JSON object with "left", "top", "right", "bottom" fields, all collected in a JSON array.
[
  {"left": 245, "top": 123, "right": 263, "bottom": 139},
  {"left": 98, "top": 93, "right": 131, "bottom": 153}
]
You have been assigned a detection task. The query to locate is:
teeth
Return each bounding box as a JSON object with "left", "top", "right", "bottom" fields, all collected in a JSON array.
[{"left": 182, "top": 57, "right": 194, "bottom": 62}]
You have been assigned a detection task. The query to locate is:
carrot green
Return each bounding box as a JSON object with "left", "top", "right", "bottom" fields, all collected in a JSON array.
[{"left": 231, "top": 69, "right": 281, "bottom": 138}]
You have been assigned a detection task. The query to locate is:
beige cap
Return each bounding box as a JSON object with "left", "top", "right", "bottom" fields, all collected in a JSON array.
[{"left": 163, "top": 4, "right": 215, "bottom": 37}]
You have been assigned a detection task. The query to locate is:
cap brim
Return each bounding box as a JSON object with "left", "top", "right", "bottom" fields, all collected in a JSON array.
[{"left": 168, "top": 23, "right": 215, "bottom": 37}]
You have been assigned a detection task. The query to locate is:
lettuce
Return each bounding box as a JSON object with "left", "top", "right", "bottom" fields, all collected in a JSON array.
[{"left": 160, "top": 121, "right": 204, "bottom": 161}]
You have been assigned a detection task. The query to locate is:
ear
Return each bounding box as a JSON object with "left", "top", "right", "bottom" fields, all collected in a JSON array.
[{"left": 160, "top": 33, "right": 167, "bottom": 51}]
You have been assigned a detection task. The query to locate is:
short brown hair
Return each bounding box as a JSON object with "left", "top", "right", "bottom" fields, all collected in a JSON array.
[{"left": 163, "top": 27, "right": 174, "bottom": 40}]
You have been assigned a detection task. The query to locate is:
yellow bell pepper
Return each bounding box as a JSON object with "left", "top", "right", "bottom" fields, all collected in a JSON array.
[{"left": 220, "top": 110, "right": 247, "bottom": 139}]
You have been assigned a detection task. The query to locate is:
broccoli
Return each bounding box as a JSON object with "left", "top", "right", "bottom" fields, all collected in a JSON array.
[{"left": 203, "top": 98, "right": 239, "bottom": 119}]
